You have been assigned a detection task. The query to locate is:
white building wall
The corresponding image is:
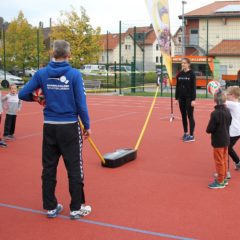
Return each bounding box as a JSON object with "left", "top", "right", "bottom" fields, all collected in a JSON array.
[
  {"left": 217, "top": 56, "right": 240, "bottom": 75},
  {"left": 199, "top": 18, "right": 240, "bottom": 51},
  {"left": 99, "top": 50, "right": 114, "bottom": 64}
]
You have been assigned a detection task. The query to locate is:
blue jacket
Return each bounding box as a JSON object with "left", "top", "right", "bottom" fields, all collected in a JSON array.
[{"left": 19, "top": 61, "right": 90, "bottom": 129}]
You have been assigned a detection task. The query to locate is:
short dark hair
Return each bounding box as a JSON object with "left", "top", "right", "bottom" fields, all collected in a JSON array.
[{"left": 53, "top": 40, "right": 70, "bottom": 59}]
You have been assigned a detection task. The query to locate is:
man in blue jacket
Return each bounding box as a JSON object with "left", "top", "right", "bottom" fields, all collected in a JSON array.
[{"left": 19, "top": 40, "right": 91, "bottom": 219}]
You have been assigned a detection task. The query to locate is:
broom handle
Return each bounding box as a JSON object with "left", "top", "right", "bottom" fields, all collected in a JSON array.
[
  {"left": 134, "top": 87, "right": 159, "bottom": 150},
  {"left": 79, "top": 120, "right": 106, "bottom": 165}
]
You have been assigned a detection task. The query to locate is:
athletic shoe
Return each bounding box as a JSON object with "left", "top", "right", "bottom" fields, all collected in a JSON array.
[
  {"left": 3, "top": 136, "right": 12, "bottom": 141},
  {"left": 182, "top": 133, "right": 188, "bottom": 141},
  {"left": 224, "top": 179, "right": 229, "bottom": 186},
  {"left": 235, "top": 162, "right": 240, "bottom": 170},
  {"left": 70, "top": 205, "right": 92, "bottom": 220},
  {"left": 208, "top": 181, "right": 225, "bottom": 189},
  {"left": 183, "top": 135, "right": 195, "bottom": 142},
  {"left": 0, "top": 140, "right": 7, "bottom": 148},
  {"left": 214, "top": 172, "right": 231, "bottom": 180},
  {"left": 7, "top": 135, "right": 15, "bottom": 140},
  {"left": 47, "top": 204, "right": 63, "bottom": 218}
]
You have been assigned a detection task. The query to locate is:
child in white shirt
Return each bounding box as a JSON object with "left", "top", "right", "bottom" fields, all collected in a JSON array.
[
  {"left": 0, "top": 90, "right": 7, "bottom": 147},
  {"left": 226, "top": 86, "right": 240, "bottom": 169},
  {"left": 2, "top": 84, "right": 22, "bottom": 140}
]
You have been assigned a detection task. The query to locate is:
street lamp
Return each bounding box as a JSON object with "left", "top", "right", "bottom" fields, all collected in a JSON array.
[
  {"left": 2, "top": 21, "right": 8, "bottom": 81},
  {"left": 37, "top": 21, "right": 43, "bottom": 69},
  {"left": 182, "top": 1, "right": 187, "bottom": 56}
]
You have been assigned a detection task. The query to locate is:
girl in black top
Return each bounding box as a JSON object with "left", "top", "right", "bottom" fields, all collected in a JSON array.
[{"left": 175, "top": 58, "right": 196, "bottom": 142}]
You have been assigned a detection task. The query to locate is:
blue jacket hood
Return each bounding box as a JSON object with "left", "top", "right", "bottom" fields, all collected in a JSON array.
[{"left": 46, "top": 61, "right": 72, "bottom": 77}]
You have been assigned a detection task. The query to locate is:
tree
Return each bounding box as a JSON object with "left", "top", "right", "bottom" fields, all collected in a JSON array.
[
  {"left": 51, "top": 7, "right": 102, "bottom": 68},
  {"left": 1, "top": 11, "right": 47, "bottom": 71}
]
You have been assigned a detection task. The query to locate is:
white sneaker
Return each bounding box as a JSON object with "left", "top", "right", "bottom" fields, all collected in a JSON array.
[
  {"left": 47, "top": 204, "right": 63, "bottom": 218},
  {"left": 226, "top": 171, "right": 231, "bottom": 179},
  {"left": 213, "top": 171, "right": 231, "bottom": 180},
  {"left": 235, "top": 162, "right": 240, "bottom": 170},
  {"left": 70, "top": 205, "right": 92, "bottom": 219}
]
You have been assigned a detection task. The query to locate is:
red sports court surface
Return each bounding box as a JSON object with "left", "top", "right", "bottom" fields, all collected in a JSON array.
[{"left": 1, "top": 95, "right": 240, "bottom": 240}]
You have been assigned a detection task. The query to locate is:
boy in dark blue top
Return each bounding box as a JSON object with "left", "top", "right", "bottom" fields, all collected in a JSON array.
[{"left": 19, "top": 40, "right": 91, "bottom": 219}]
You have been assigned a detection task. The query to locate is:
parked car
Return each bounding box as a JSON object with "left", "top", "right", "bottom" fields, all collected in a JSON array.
[
  {"left": 0, "top": 70, "right": 24, "bottom": 88},
  {"left": 109, "top": 65, "right": 132, "bottom": 73},
  {"left": 9, "top": 69, "right": 24, "bottom": 77},
  {"left": 25, "top": 68, "right": 36, "bottom": 77},
  {"left": 81, "top": 64, "right": 107, "bottom": 76},
  {"left": 108, "top": 65, "right": 140, "bottom": 77}
]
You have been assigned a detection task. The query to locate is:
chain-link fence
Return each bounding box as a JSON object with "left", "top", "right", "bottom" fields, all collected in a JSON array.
[
  {"left": 83, "top": 20, "right": 165, "bottom": 95},
  {"left": 173, "top": 14, "right": 240, "bottom": 97}
]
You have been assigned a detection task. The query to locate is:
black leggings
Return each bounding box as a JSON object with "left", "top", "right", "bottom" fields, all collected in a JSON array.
[
  {"left": 178, "top": 98, "right": 195, "bottom": 136},
  {"left": 4, "top": 114, "right": 17, "bottom": 136},
  {"left": 229, "top": 136, "right": 240, "bottom": 164}
]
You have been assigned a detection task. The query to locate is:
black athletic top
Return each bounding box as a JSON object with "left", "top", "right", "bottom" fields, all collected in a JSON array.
[
  {"left": 206, "top": 105, "right": 232, "bottom": 148},
  {"left": 175, "top": 70, "right": 196, "bottom": 100}
]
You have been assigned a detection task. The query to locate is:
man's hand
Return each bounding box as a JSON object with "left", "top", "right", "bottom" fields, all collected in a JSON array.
[
  {"left": 175, "top": 100, "right": 178, "bottom": 105},
  {"left": 83, "top": 129, "right": 91, "bottom": 139}
]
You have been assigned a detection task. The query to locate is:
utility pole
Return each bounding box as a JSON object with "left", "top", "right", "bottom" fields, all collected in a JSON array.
[
  {"left": 49, "top": 18, "right": 52, "bottom": 61},
  {"left": 182, "top": 1, "right": 187, "bottom": 56}
]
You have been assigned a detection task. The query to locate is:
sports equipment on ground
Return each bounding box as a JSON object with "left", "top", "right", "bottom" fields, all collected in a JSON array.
[{"left": 102, "top": 149, "right": 137, "bottom": 168}]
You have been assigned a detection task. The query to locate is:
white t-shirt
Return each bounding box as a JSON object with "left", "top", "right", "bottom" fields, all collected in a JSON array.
[
  {"left": 0, "top": 91, "right": 2, "bottom": 114},
  {"left": 226, "top": 101, "right": 240, "bottom": 137}
]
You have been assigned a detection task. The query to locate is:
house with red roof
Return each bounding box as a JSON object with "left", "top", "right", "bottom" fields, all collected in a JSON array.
[
  {"left": 173, "top": 1, "right": 240, "bottom": 77},
  {"left": 99, "top": 25, "right": 162, "bottom": 71}
]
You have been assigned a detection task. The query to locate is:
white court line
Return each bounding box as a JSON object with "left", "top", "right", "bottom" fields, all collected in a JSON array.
[
  {"left": 16, "top": 112, "right": 138, "bottom": 140},
  {"left": 18, "top": 132, "right": 42, "bottom": 139},
  {"left": 88, "top": 103, "right": 213, "bottom": 113},
  {"left": 18, "top": 111, "right": 42, "bottom": 116},
  {"left": 92, "top": 112, "right": 138, "bottom": 124}
]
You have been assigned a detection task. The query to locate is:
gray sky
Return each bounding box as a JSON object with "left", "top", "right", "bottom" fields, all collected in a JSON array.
[{"left": 1, "top": 0, "right": 222, "bottom": 33}]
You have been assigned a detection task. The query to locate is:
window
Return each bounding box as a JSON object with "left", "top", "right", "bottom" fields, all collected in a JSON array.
[
  {"left": 156, "top": 44, "right": 159, "bottom": 51},
  {"left": 102, "top": 56, "right": 105, "bottom": 62},
  {"left": 178, "top": 37, "right": 182, "bottom": 43},
  {"left": 190, "top": 29, "right": 199, "bottom": 34},
  {"left": 156, "top": 56, "right": 159, "bottom": 63},
  {"left": 125, "top": 45, "right": 131, "bottom": 50}
]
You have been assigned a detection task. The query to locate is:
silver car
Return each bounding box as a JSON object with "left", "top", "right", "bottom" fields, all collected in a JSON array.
[{"left": 0, "top": 70, "right": 24, "bottom": 88}]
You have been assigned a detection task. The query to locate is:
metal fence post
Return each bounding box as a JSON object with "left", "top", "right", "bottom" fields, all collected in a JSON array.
[
  {"left": 205, "top": 18, "right": 209, "bottom": 98},
  {"left": 119, "top": 20, "right": 122, "bottom": 95},
  {"left": 106, "top": 30, "right": 109, "bottom": 92},
  {"left": 132, "top": 26, "right": 136, "bottom": 93},
  {"left": 3, "top": 25, "right": 6, "bottom": 80},
  {"left": 142, "top": 32, "right": 145, "bottom": 92},
  {"left": 114, "top": 61, "right": 117, "bottom": 92}
]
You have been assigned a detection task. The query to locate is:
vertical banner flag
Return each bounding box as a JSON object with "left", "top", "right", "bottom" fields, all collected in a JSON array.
[{"left": 145, "top": 0, "right": 172, "bottom": 83}]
